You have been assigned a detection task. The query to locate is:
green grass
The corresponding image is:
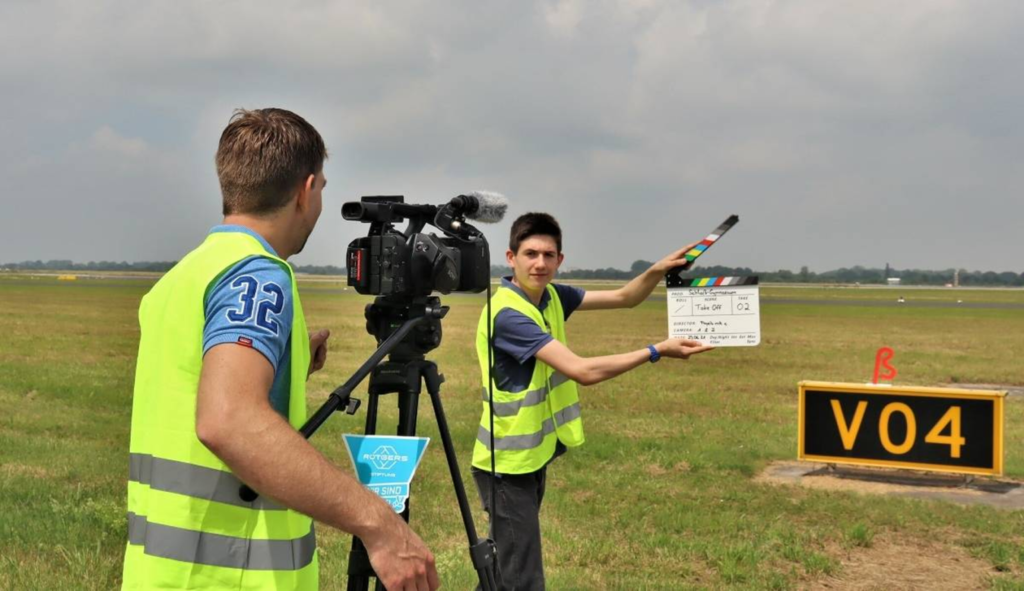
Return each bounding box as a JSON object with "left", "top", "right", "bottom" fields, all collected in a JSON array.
[
  {"left": 2, "top": 275, "right": 1023, "bottom": 588},
  {"left": 844, "top": 523, "right": 874, "bottom": 548}
]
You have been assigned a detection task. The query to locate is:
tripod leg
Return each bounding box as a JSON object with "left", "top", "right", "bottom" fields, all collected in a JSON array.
[
  {"left": 421, "top": 362, "right": 498, "bottom": 591},
  {"left": 364, "top": 386, "right": 380, "bottom": 435},
  {"left": 346, "top": 538, "right": 373, "bottom": 591},
  {"left": 350, "top": 364, "right": 424, "bottom": 588},
  {"left": 346, "top": 390, "right": 381, "bottom": 589},
  {"left": 396, "top": 381, "right": 421, "bottom": 437},
  {"left": 395, "top": 372, "right": 421, "bottom": 519}
]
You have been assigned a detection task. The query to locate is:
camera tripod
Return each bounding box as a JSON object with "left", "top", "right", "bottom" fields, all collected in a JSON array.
[{"left": 241, "top": 295, "right": 497, "bottom": 590}]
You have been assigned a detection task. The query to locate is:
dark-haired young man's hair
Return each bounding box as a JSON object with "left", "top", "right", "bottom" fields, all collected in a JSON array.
[
  {"left": 215, "top": 108, "right": 327, "bottom": 216},
  {"left": 509, "top": 212, "right": 562, "bottom": 253}
]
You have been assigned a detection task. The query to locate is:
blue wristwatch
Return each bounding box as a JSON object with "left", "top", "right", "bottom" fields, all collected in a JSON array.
[{"left": 647, "top": 344, "right": 661, "bottom": 363}]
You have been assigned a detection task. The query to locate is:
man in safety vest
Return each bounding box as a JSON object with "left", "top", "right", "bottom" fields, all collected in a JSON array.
[
  {"left": 122, "top": 108, "right": 440, "bottom": 590},
  {"left": 472, "top": 212, "right": 714, "bottom": 590}
]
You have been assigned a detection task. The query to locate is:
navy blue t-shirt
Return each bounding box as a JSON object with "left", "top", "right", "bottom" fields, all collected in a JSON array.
[{"left": 491, "top": 276, "right": 585, "bottom": 394}]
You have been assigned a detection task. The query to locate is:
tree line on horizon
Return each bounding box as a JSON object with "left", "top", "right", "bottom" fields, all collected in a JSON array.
[
  {"left": 4, "top": 259, "right": 1023, "bottom": 287},
  {"left": 549, "top": 261, "right": 1024, "bottom": 287}
]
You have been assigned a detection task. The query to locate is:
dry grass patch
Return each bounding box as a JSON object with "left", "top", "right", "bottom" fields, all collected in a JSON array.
[
  {"left": 805, "top": 533, "right": 995, "bottom": 590},
  {"left": 1, "top": 463, "right": 53, "bottom": 479}
]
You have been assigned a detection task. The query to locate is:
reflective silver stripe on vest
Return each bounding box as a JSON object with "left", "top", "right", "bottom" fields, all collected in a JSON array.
[
  {"left": 477, "top": 419, "right": 555, "bottom": 451},
  {"left": 549, "top": 371, "right": 571, "bottom": 390},
  {"left": 480, "top": 372, "right": 572, "bottom": 417},
  {"left": 477, "top": 401, "right": 582, "bottom": 451},
  {"left": 553, "top": 402, "right": 582, "bottom": 426},
  {"left": 127, "top": 512, "right": 315, "bottom": 571},
  {"left": 129, "top": 453, "right": 284, "bottom": 511}
]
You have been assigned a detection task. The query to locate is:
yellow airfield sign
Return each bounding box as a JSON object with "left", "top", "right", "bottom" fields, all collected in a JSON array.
[{"left": 798, "top": 381, "right": 1005, "bottom": 476}]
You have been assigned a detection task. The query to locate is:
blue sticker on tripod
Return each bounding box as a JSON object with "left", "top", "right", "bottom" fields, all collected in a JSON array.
[{"left": 343, "top": 434, "right": 430, "bottom": 513}]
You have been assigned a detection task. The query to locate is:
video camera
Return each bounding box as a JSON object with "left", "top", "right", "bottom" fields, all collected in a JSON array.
[{"left": 344, "top": 193, "right": 505, "bottom": 297}]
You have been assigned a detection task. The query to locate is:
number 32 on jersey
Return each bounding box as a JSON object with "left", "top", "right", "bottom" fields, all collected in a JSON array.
[{"left": 226, "top": 275, "right": 285, "bottom": 335}]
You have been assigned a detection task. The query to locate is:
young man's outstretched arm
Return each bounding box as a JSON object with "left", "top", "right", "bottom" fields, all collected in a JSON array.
[
  {"left": 577, "top": 242, "right": 698, "bottom": 311},
  {"left": 535, "top": 337, "right": 712, "bottom": 386}
]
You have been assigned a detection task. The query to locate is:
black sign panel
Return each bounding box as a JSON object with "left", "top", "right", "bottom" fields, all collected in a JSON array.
[{"left": 799, "top": 381, "right": 1004, "bottom": 475}]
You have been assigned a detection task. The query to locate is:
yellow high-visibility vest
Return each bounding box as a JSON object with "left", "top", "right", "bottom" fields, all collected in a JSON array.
[
  {"left": 473, "top": 284, "right": 584, "bottom": 474},
  {"left": 122, "top": 231, "right": 316, "bottom": 590}
]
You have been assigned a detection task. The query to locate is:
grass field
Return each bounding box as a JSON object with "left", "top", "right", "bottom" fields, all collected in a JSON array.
[{"left": 1, "top": 274, "right": 1023, "bottom": 589}]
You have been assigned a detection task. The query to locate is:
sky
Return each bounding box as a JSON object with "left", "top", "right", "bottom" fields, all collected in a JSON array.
[{"left": 1, "top": 0, "right": 1022, "bottom": 273}]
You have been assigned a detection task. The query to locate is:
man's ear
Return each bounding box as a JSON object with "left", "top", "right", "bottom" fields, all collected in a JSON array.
[
  {"left": 506, "top": 249, "right": 515, "bottom": 266},
  {"left": 295, "top": 174, "right": 316, "bottom": 212},
  {"left": 557, "top": 253, "right": 564, "bottom": 266}
]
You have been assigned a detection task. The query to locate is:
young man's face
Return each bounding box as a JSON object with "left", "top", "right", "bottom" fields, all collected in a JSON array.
[{"left": 507, "top": 234, "right": 564, "bottom": 293}]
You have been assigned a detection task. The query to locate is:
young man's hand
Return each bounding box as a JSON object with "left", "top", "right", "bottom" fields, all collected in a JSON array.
[
  {"left": 308, "top": 329, "right": 330, "bottom": 377},
  {"left": 656, "top": 338, "right": 714, "bottom": 359},
  {"left": 650, "top": 242, "right": 700, "bottom": 274},
  {"left": 362, "top": 515, "right": 441, "bottom": 591}
]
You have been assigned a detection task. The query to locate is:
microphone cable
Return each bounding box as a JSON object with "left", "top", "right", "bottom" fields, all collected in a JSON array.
[{"left": 486, "top": 277, "right": 498, "bottom": 580}]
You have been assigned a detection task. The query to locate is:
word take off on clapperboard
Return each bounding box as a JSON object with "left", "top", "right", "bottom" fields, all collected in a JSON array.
[
  {"left": 798, "top": 348, "right": 1006, "bottom": 476},
  {"left": 665, "top": 215, "right": 760, "bottom": 347}
]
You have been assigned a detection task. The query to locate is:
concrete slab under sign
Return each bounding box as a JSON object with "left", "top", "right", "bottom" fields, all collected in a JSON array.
[
  {"left": 756, "top": 461, "right": 1024, "bottom": 511},
  {"left": 949, "top": 383, "right": 1024, "bottom": 397}
]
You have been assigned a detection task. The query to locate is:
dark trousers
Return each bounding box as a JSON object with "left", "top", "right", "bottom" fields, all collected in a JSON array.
[{"left": 472, "top": 467, "right": 547, "bottom": 591}]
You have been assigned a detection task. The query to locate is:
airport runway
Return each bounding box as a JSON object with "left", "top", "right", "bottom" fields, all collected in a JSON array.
[
  {"left": 643, "top": 295, "right": 1024, "bottom": 309},
  {"left": 761, "top": 298, "right": 1024, "bottom": 310}
]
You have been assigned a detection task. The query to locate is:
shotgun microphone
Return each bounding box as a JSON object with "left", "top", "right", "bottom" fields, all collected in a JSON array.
[{"left": 448, "top": 191, "right": 509, "bottom": 223}]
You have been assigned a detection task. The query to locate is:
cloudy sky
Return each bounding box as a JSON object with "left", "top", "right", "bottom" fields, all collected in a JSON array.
[{"left": 1, "top": 0, "right": 1021, "bottom": 272}]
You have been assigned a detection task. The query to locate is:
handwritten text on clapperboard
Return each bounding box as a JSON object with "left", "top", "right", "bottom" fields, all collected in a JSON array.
[{"left": 667, "top": 280, "right": 760, "bottom": 347}]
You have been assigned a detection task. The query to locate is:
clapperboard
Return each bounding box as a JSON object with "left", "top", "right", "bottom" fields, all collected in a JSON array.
[{"left": 665, "top": 276, "right": 761, "bottom": 347}]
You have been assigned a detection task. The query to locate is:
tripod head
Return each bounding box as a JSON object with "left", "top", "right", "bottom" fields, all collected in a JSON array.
[{"left": 364, "top": 295, "right": 449, "bottom": 362}]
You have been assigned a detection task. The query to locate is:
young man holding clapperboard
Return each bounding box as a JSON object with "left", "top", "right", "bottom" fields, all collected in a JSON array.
[{"left": 472, "top": 212, "right": 714, "bottom": 590}]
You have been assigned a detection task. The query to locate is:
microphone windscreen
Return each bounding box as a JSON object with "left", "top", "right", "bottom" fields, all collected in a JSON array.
[{"left": 463, "top": 190, "right": 508, "bottom": 223}]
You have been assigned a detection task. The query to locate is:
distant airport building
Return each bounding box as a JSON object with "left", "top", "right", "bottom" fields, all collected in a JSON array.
[{"left": 887, "top": 278, "right": 901, "bottom": 286}]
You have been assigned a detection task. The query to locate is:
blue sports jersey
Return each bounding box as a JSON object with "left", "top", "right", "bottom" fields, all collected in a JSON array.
[{"left": 202, "top": 225, "right": 294, "bottom": 416}]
